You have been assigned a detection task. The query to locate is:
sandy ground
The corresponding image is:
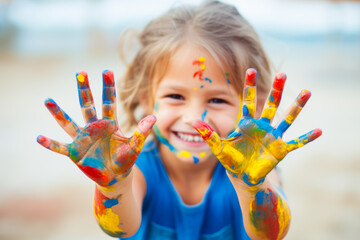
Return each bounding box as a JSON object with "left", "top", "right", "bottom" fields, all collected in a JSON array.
[{"left": 0, "top": 32, "right": 359, "bottom": 240}]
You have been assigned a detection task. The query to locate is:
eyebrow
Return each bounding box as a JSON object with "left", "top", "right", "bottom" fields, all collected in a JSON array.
[{"left": 158, "top": 84, "right": 234, "bottom": 95}]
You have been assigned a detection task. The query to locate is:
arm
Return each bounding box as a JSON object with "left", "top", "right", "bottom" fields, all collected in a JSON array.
[
  {"left": 37, "top": 70, "right": 156, "bottom": 237},
  {"left": 193, "top": 69, "right": 322, "bottom": 240}
]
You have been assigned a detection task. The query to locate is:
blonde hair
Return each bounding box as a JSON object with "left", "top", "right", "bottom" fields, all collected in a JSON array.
[{"left": 118, "top": 0, "right": 272, "bottom": 131}]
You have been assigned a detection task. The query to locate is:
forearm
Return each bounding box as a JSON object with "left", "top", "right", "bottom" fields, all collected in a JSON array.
[
  {"left": 228, "top": 173, "right": 291, "bottom": 240},
  {"left": 93, "top": 171, "right": 141, "bottom": 238}
]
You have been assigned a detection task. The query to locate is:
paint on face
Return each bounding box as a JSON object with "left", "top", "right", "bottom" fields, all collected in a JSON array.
[
  {"left": 94, "top": 189, "right": 125, "bottom": 236},
  {"left": 154, "top": 124, "right": 206, "bottom": 163},
  {"left": 192, "top": 57, "right": 206, "bottom": 81},
  {"left": 225, "top": 73, "right": 231, "bottom": 84},
  {"left": 204, "top": 77, "right": 212, "bottom": 83},
  {"left": 249, "top": 188, "right": 290, "bottom": 240},
  {"left": 201, "top": 110, "right": 207, "bottom": 121}
]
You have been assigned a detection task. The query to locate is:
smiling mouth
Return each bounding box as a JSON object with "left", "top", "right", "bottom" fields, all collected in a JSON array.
[{"left": 173, "top": 131, "right": 205, "bottom": 143}]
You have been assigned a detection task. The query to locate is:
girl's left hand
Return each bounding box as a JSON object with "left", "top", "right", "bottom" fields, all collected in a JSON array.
[{"left": 193, "top": 68, "right": 322, "bottom": 186}]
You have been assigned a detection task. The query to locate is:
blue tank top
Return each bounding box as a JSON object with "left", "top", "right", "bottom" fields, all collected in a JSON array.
[{"left": 121, "top": 141, "right": 250, "bottom": 240}]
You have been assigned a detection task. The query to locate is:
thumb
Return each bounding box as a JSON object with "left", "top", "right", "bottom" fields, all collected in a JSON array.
[
  {"left": 130, "top": 115, "right": 157, "bottom": 154},
  {"left": 192, "top": 120, "right": 222, "bottom": 153}
]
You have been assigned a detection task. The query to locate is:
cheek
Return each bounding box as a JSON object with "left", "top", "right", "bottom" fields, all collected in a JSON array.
[
  {"left": 210, "top": 109, "right": 239, "bottom": 138},
  {"left": 153, "top": 103, "right": 179, "bottom": 132}
]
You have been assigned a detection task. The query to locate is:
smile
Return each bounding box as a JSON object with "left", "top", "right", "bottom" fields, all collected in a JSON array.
[{"left": 174, "top": 132, "right": 205, "bottom": 143}]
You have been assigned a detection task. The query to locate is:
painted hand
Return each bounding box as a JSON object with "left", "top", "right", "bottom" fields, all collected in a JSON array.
[
  {"left": 193, "top": 69, "right": 322, "bottom": 186},
  {"left": 37, "top": 70, "right": 156, "bottom": 187}
]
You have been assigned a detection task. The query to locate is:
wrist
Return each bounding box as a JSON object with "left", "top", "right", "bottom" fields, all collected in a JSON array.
[{"left": 96, "top": 171, "right": 134, "bottom": 197}]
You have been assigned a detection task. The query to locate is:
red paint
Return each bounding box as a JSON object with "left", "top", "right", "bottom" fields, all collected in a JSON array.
[
  {"left": 37, "top": 135, "right": 48, "bottom": 146},
  {"left": 193, "top": 70, "right": 203, "bottom": 80},
  {"left": 45, "top": 99, "right": 57, "bottom": 109},
  {"left": 309, "top": 128, "right": 322, "bottom": 141},
  {"left": 273, "top": 73, "right": 287, "bottom": 91},
  {"left": 271, "top": 91, "right": 282, "bottom": 105},
  {"left": 103, "top": 70, "right": 114, "bottom": 86},
  {"left": 251, "top": 188, "right": 280, "bottom": 240},
  {"left": 298, "top": 90, "right": 311, "bottom": 107},
  {"left": 192, "top": 60, "right": 201, "bottom": 65},
  {"left": 78, "top": 165, "right": 109, "bottom": 185},
  {"left": 245, "top": 68, "right": 257, "bottom": 85},
  {"left": 94, "top": 187, "right": 108, "bottom": 215},
  {"left": 82, "top": 92, "right": 88, "bottom": 102},
  {"left": 192, "top": 120, "right": 214, "bottom": 140}
]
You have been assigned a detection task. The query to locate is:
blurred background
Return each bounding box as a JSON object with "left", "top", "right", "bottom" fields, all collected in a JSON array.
[{"left": 0, "top": 0, "right": 359, "bottom": 239}]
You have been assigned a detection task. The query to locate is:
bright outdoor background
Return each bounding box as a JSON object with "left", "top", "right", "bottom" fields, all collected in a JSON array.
[{"left": 0, "top": 0, "right": 359, "bottom": 239}]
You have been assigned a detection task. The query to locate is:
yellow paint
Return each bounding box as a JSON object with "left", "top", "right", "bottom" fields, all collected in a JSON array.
[
  {"left": 236, "top": 93, "right": 242, "bottom": 126},
  {"left": 77, "top": 74, "right": 85, "bottom": 82},
  {"left": 199, "top": 152, "right": 206, "bottom": 158},
  {"left": 199, "top": 57, "right": 206, "bottom": 62},
  {"left": 285, "top": 107, "right": 301, "bottom": 124},
  {"left": 262, "top": 107, "right": 276, "bottom": 121},
  {"left": 194, "top": 88, "right": 197, "bottom": 91},
  {"left": 277, "top": 196, "right": 291, "bottom": 240},
  {"left": 201, "top": 64, "right": 206, "bottom": 71},
  {"left": 98, "top": 208, "right": 125, "bottom": 235},
  {"left": 100, "top": 185, "right": 116, "bottom": 192},
  {"left": 177, "top": 151, "right": 191, "bottom": 158},
  {"left": 245, "top": 86, "right": 256, "bottom": 102}
]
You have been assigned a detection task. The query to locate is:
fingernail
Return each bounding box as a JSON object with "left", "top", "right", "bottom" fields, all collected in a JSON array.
[
  {"left": 246, "top": 68, "right": 257, "bottom": 85},
  {"left": 297, "top": 90, "right": 311, "bottom": 107},
  {"left": 274, "top": 73, "right": 287, "bottom": 91}
]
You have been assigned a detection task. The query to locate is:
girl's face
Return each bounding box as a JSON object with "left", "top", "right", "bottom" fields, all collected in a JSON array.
[{"left": 151, "top": 43, "right": 240, "bottom": 164}]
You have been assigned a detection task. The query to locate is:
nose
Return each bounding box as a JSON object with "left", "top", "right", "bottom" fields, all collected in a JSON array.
[{"left": 182, "top": 101, "right": 205, "bottom": 126}]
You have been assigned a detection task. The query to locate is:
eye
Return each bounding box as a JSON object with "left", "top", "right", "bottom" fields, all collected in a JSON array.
[
  {"left": 165, "top": 94, "right": 184, "bottom": 100},
  {"left": 209, "top": 98, "right": 228, "bottom": 104}
]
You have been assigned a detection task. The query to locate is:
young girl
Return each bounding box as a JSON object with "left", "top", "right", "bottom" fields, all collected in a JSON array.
[{"left": 37, "top": 1, "right": 322, "bottom": 239}]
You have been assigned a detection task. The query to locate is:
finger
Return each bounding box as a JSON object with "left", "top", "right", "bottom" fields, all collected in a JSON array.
[
  {"left": 45, "top": 98, "right": 80, "bottom": 139},
  {"left": 274, "top": 90, "right": 311, "bottom": 137},
  {"left": 102, "top": 70, "right": 117, "bottom": 120},
  {"left": 37, "top": 135, "right": 70, "bottom": 156},
  {"left": 242, "top": 68, "right": 257, "bottom": 119},
  {"left": 192, "top": 120, "right": 222, "bottom": 155},
  {"left": 260, "top": 72, "right": 287, "bottom": 123},
  {"left": 286, "top": 128, "right": 322, "bottom": 152},
  {"left": 130, "top": 115, "right": 157, "bottom": 155},
  {"left": 76, "top": 71, "right": 98, "bottom": 124}
]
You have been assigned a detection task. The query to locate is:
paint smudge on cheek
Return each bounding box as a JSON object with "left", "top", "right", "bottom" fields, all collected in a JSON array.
[
  {"left": 154, "top": 124, "right": 177, "bottom": 152},
  {"left": 201, "top": 110, "right": 207, "bottom": 121}
]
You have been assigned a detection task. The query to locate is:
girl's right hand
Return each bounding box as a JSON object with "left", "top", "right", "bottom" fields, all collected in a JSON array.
[{"left": 37, "top": 70, "right": 156, "bottom": 187}]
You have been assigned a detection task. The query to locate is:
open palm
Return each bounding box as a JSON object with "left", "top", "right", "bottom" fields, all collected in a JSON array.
[
  {"left": 37, "top": 70, "right": 156, "bottom": 187},
  {"left": 193, "top": 69, "right": 321, "bottom": 186}
]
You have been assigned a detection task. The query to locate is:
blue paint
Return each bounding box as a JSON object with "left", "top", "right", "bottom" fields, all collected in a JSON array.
[
  {"left": 154, "top": 125, "right": 177, "bottom": 152},
  {"left": 227, "top": 78, "right": 231, "bottom": 84},
  {"left": 255, "top": 190, "right": 265, "bottom": 205},
  {"left": 81, "top": 156, "right": 106, "bottom": 170},
  {"left": 204, "top": 77, "right": 212, "bottom": 83},
  {"left": 200, "top": 85, "right": 204, "bottom": 88},
  {"left": 104, "top": 198, "right": 119, "bottom": 208},
  {"left": 274, "top": 120, "right": 290, "bottom": 137},
  {"left": 227, "top": 130, "right": 242, "bottom": 138},
  {"left": 201, "top": 110, "right": 207, "bottom": 121},
  {"left": 261, "top": 117, "right": 271, "bottom": 123},
  {"left": 242, "top": 105, "right": 249, "bottom": 116},
  {"left": 242, "top": 173, "right": 265, "bottom": 186},
  {"left": 154, "top": 102, "right": 159, "bottom": 111},
  {"left": 193, "top": 156, "right": 199, "bottom": 164},
  {"left": 270, "top": 94, "right": 274, "bottom": 102},
  {"left": 109, "top": 178, "right": 117, "bottom": 186}
]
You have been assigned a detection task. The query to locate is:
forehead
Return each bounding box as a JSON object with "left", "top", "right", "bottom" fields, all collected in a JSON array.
[{"left": 155, "top": 43, "right": 236, "bottom": 93}]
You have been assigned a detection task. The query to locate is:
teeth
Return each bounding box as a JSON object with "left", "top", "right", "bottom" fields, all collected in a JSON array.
[{"left": 177, "top": 132, "right": 204, "bottom": 142}]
